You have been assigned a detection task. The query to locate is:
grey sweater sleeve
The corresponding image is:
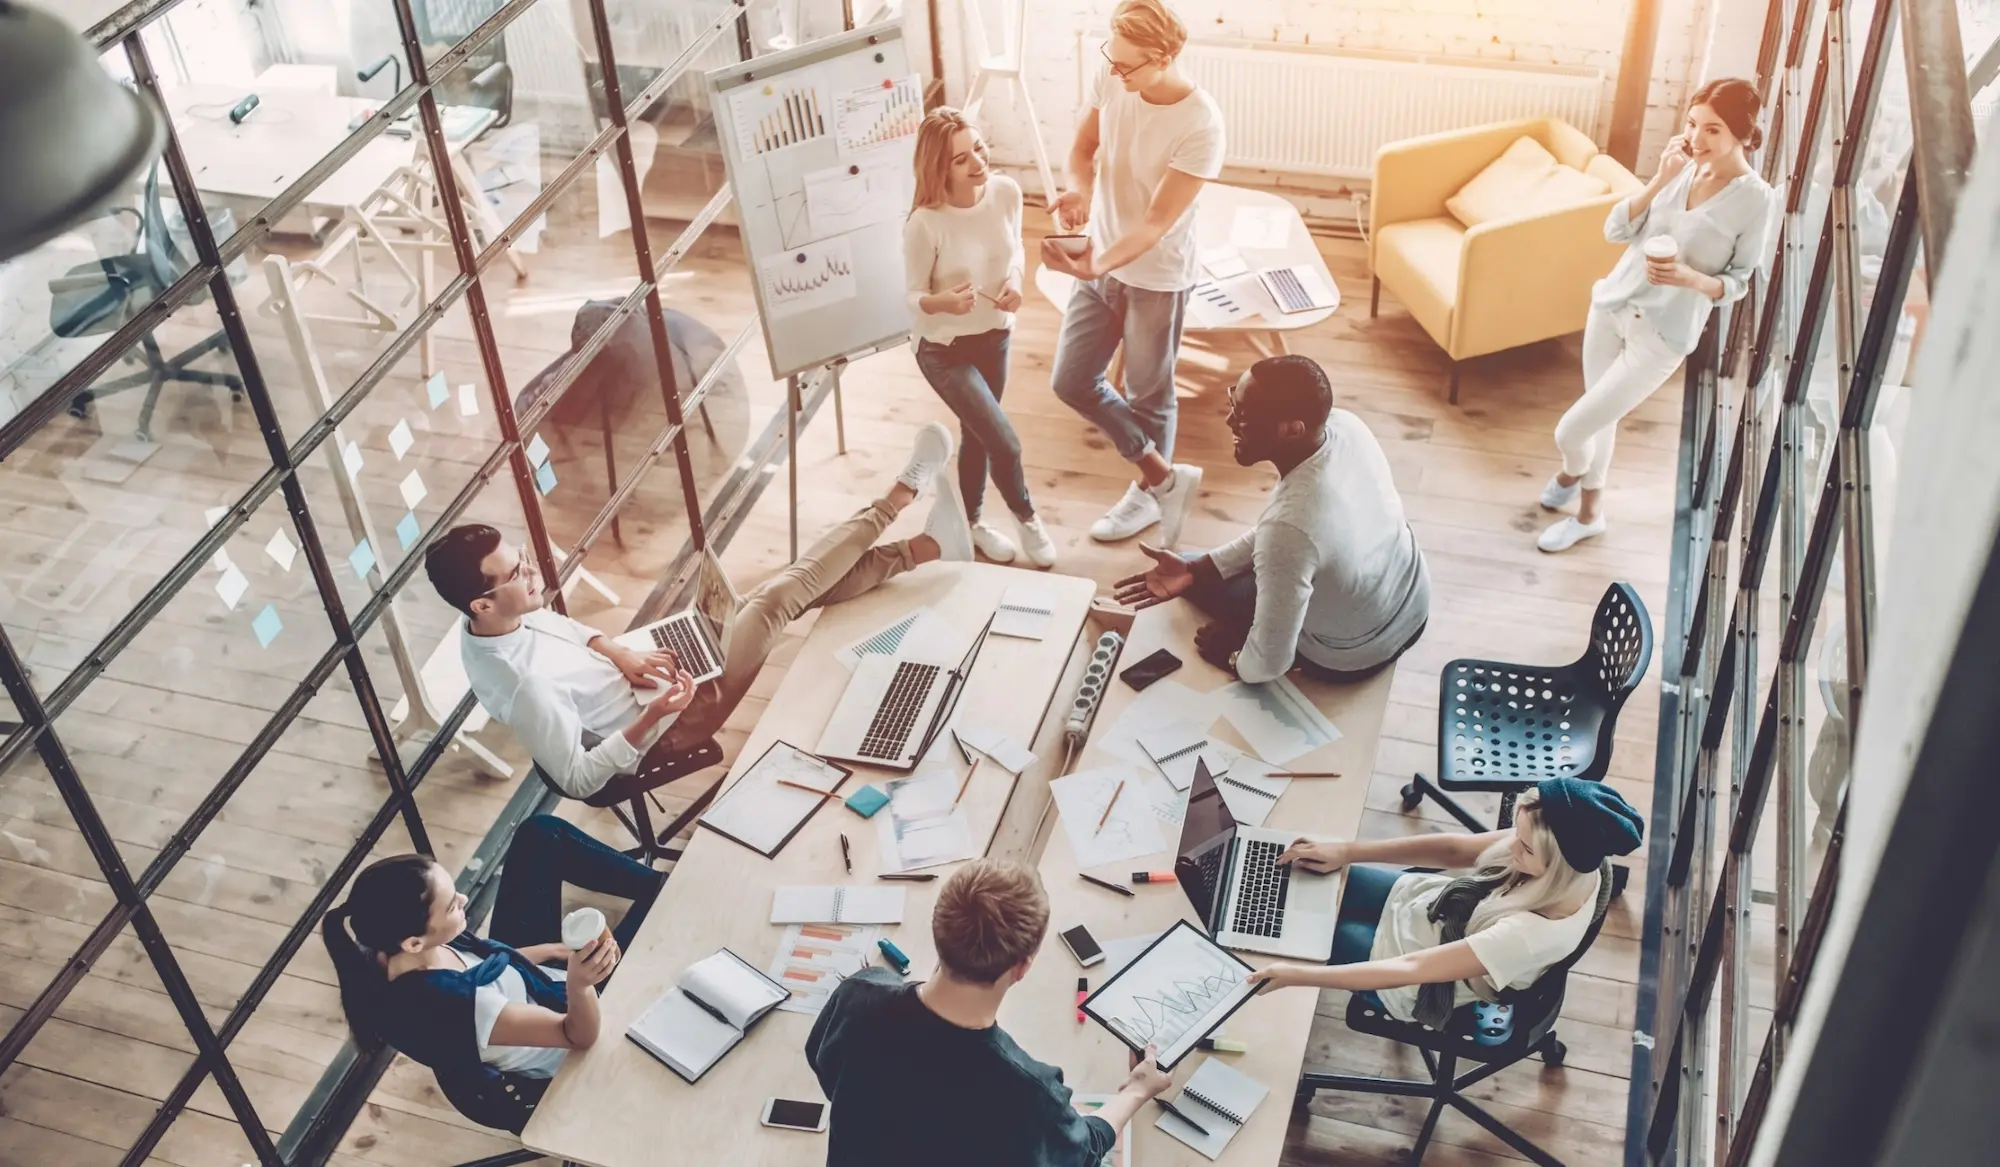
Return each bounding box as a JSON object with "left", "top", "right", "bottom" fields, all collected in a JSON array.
[{"left": 1236, "top": 518, "right": 1319, "bottom": 684}]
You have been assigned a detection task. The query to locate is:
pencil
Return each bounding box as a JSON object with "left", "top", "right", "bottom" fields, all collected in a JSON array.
[
  {"left": 954, "top": 757, "right": 982, "bottom": 808},
  {"left": 1093, "top": 779, "right": 1126, "bottom": 834},
  {"left": 1268, "top": 771, "right": 1341, "bottom": 778},
  {"left": 776, "top": 777, "right": 837, "bottom": 796}
]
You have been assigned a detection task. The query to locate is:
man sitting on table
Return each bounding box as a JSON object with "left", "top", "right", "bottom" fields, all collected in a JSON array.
[
  {"left": 423, "top": 423, "right": 973, "bottom": 799},
  {"left": 1114, "top": 353, "right": 1431, "bottom": 682},
  {"left": 807, "top": 859, "right": 1170, "bottom": 1166}
]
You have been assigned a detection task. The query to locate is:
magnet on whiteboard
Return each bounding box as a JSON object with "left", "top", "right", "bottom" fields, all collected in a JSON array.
[{"left": 796, "top": 253, "right": 807, "bottom": 263}]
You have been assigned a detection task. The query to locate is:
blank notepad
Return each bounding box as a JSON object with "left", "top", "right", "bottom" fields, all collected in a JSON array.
[
  {"left": 991, "top": 584, "right": 1055, "bottom": 640},
  {"left": 769, "top": 885, "right": 906, "bottom": 924}
]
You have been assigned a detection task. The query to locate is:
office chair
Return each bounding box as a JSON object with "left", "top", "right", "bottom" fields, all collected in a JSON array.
[
  {"left": 47, "top": 165, "right": 244, "bottom": 440},
  {"left": 412, "top": 0, "right": 515, "bottom": 126},
  {"left": 1293, "top": 861, "right": 1617, "bottom": 1167},
  {"left": 533, "top": 733, "right": 726, "bottom": 866},
  {"left": 1401, "top": 582, "right": 1651, "bottom": 841}
]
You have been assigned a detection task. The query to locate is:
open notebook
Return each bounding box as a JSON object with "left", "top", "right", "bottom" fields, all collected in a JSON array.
[
  {"left": 626, "top": 949, "right": 788, "bottom": 1082},
  {"left": 769, "top": 885, "right": 905, "bottom": 924},
  {"left": 1154, "top": 1057, "right": 1269, "bottom": 1159}
]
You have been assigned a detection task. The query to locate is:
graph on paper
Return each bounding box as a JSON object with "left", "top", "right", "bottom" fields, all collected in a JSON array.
[
  {"left": 1050, "top": 766, "right": 1166, "bottom": 868},
  {"left": 731, "top": 82, "right": 830, "bottom": 157},
  {"left": 758, "top": 236, "right": 857, "bottom": 320},
  {"left": 1084, "top": 922, "right": 1256, "bottom": 1068},
  {"left": 835, "top": 75, "right": 922, "bottom": 152}
]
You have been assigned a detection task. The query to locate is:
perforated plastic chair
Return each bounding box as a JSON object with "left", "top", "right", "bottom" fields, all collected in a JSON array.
[{"left": 1401, "top": 582, "right": 1651, "bottom": 834}]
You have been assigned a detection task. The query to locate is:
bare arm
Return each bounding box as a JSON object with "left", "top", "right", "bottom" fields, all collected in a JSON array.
[
  {"left": 1252, "top": 939, "right": 1491, "bottom": 993},
  {"left": 1088, "top": 167, "right": 1207, "bottom": 276},
  {"left": 1297, "top": 829, "right": 1504, "bottom": 871},
  {"left": 1063, "top": 107, "right": 1102, "bottom": 215}
]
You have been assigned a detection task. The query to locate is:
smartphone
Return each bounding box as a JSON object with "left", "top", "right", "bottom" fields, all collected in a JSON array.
[
  {"left": 761, "top": 1098, "right": 829, "bottom": 1133},
  {"left": 1060, "top": 924, "right": 1106, "bottom": 967},
  {"left": 1047, "top": 233, "right": 1091, "bottom": 257},
  {"left": 1119, "top": 647, "right": 1183, "bottom": 691}
]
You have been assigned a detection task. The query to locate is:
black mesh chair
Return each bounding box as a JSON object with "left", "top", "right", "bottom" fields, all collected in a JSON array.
[
  {"left": 1401, "top": 582, "right": 1652, "bottom": 836},
  {"left": 533, "top": 734, "right": 725, "bottom": 865},
  {"left": 1293, "top": 861, "right": 1616, "bottom": 1167}
]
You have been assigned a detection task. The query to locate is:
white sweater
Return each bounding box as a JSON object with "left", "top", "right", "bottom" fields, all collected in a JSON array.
[{"left": 903, "top": 175, "right": 1025, "bottom": 344}]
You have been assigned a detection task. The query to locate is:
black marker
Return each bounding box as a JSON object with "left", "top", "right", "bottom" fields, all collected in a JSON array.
[
  {"left": 1155, "top": 1097, "right": 1212, "bottom": 1137},
  {"left": 1080, "top": 872, "right": 1136, "bottom": 898}
]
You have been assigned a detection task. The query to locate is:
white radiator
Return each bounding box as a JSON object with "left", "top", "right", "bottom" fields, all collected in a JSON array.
[{"left": 1081, "top": 38, "right": 1605, "bottom": 180}]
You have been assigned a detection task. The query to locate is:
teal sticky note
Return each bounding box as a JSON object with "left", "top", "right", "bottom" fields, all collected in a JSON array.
[
  {"left": 844, "top": 784, "right": 890, "bottom": 818},
  {"left": 396, "top": 511, "right": 421, "bottom": 550},
  {"left": 426, "top": 371, "right": 449, "bottom": 409},
  {"left": 347, "top": 538, "right": 376, "bottom": 581},
  {"left": 534, "top": 460, "right": 557, "bottom": 495},
  {"left": 251, "top": 604, "right": 283, "bottom": 648}
]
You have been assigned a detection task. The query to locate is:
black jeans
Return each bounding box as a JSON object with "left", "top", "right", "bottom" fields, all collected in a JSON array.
[
  {"left": 1185, "top": 570, "right": 1427, "bottom": 683},
  {"left": 488, "top": 814, "right": 663, "bottom": 951}
]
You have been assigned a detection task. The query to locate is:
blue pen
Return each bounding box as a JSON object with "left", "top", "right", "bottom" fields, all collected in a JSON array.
[{"left": 877, "top": 938, "right": 912, "bottom": 973}]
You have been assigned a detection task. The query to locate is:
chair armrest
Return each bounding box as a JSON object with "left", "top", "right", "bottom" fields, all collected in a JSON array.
[
  {"left": 1449, "top": 195, "right": 1626, "bottom": 359},
  {"left": 1370, "top": 119, "right": 1545, "bottom": 265}
]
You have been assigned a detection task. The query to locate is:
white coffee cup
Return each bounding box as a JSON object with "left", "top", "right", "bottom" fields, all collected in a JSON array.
[
  {"left": 562, "top": 906, "right": 607, "bottom": 951},
  {"left": 1643, "top": 235, "right": 1680, "bottom": 262}
]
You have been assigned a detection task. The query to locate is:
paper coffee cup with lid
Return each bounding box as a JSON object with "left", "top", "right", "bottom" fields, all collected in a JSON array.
[
  {"left": 1643, "top": 235, "right": 1680, "bottom": 262},
  {"left": 562, "top": 906, "right": 607, "bottom": 951}
]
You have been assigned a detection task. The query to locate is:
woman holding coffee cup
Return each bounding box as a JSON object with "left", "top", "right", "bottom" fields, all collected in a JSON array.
[{"left": 1538, "top": 78, "right": 1777, "bottom": 552}]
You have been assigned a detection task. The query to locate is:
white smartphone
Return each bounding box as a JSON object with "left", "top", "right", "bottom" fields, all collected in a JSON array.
[
  {"left": 1060, "top": 924, "right": 1105, "bottom": 968},
  {"left": 761, "top": 1098, "right": 829, "bottom": 1133},
  {"left": 1047, "top": 233, "right": 1091, "bottom": 257}
]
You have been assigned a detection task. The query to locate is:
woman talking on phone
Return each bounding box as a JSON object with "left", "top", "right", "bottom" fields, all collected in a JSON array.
[{"left": 1537, "top": 79, "right": 1776, "bottom": 553}]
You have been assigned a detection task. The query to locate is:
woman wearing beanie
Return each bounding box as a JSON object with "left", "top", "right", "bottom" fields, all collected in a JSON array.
[{"left": 1247, "top": 779, "right": 1642, "bottom": 1026}]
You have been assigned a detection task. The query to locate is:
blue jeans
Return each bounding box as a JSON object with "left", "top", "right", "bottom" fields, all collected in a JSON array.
[
  {"left": 1049, "top": 276, "right": 1190, "bottom": 464},
  {"left": 914, "top": 329, "right": 1033, "bottom": 522},
  {"left": 1328, "top": 864, "right": 1405, "bottom": 1013},
  {"left": 488, "top": 815, "right": 663, "bottom": 951}
]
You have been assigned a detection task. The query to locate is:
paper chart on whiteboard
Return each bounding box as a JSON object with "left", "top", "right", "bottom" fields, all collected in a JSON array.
[
  {"left": 835, "top": 75, "right": 923, "bottom": 153},
  {"left": 731, "top": 80, "right": 831, "bottom": 158},
  {"left": 760, "top": 236, "right": 858, "bottom": 319}
]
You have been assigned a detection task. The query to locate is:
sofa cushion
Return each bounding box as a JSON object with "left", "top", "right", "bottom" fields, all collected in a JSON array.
[
  {"left": 1586, "top": 153, "right": 1643, "bottom": 195},
  {"left": 1374, "top": 216, "right": 1465, "bottom": 348},
  {"left": 1446, "top": 136, "right": 1610, "bottom": 227}
]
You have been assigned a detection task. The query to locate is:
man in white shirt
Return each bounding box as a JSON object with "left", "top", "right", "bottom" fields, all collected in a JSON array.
[
  {"left": 1041, "top": 0, "right": 1224, "bottom": 550},
  {"left": 429, "top": 425, "right": 971, "bottom": 799},
  {"left": 1114, "top": 355, "right": 1431, "bottom": 682}
]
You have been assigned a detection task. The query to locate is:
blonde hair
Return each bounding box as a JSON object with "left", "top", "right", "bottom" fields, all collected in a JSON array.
[
  {"left": 932, "top": 859, "right": 1049, "bottom": 983},
  {"left": 1110, "top": 0, "right": 1188, "bottom": 60},
  {"left": 910, "top": 107, "right": 980, "bottom": 213},
  {"left": 1459, "top": 789, "right": 1599, "bottom": 986}
]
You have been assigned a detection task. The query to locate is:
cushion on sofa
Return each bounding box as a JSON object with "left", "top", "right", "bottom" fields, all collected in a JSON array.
[{"left": 1446, "top": 136, "right": 1610, "bottom": 228}]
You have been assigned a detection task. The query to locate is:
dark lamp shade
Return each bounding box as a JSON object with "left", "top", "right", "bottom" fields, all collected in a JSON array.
[{"left": 0, "top": 2, "right": 167, "bottom": 261}]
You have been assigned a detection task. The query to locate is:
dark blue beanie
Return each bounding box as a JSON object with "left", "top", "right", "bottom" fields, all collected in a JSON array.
[{"left": 1534, "top": 778, "right": 1644, "bottom": 872}]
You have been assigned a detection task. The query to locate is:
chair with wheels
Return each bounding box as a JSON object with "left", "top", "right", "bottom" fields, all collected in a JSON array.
[
  {"left": 1402, "top": 582, "right": 1651, "bottom": 842},
  {"left": 533, "top": 734, "right": 726, "bottom": 866}
]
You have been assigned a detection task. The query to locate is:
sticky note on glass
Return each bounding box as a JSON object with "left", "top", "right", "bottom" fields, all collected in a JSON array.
[
  {"left": 534, "top": 460, "right": 557, "bottom": 495},
  {"left": 458, "top": 383, "right": 480, "bottom": 417},
  {"left": 251, "top": 604, "right": 283, "bottom": 648},
  {"left": 388, "top": 419, "right": 414, "bottom": 460},
  {"left": 426, "top": 371, "right": 450, "bottom": 409},
  {"left": 215, "top": 564, "right": 249, "bottom": 610},
  {"left": 264, "top": 529, "right": 297, "bottom": 572},
  {"left": 525, "top": 433, "right": 550, "bottom": 466},
  {"left": 396, "top": 511, "right": 421, "bottom": 550},
  {"left": 399, "top": 469, "right": 427, "bottom": 509},
  {"left": 342, "top": 440, "right": 364, "bottom": 480},
  {"left": 347, "top": 538, "right": 376, "bottom": 581}
]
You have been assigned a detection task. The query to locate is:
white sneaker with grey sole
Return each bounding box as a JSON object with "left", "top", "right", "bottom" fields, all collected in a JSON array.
[
  {"left": 924, "top": 477, "right": 976, "bottom": 562},
  {"left": 1089, "top": 483, "right": 1161, "bottom": 542},
  {"left": 1537, "top": 515, "right": 1606, "bottom": 553},
  {"left": 1151, "top": 463, "right": 1203, "bottom": 549},
  {"left": 1013, "top": 514, "right": 1058, "bottom": 568},
  {"left": 969, "top": 520, "right": 1018, "bottom": 563},
  {"left": 898, "top": 422, "right": 954, "bottom": 495},
  {"left": 1539, "top": 475, "right": 1581, "bottom": 510}
]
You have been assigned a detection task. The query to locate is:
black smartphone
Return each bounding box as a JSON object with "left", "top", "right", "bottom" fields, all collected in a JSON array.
[
  {"left": 1119, "top": 647, "right": 1183, "bottom": 691},
  {"left": 1059, "top": 924, "right": 1105, "bottom": 967},
  {"left": 761, "top": 1098, "right": 829, "bottom": 1132}
]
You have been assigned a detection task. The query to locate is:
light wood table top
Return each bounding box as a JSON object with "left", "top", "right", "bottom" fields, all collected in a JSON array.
[
  {"left": 998, "top": 601, "right": 1390, "bottom": 1164},
  {"left": 522, "top": 562, "right": 1097, "bottom": 1167}
]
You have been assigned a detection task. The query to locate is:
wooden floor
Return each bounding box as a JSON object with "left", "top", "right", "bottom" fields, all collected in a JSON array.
[{"left": 0, "top": 190, "right": 1675, "bottom": 1167}]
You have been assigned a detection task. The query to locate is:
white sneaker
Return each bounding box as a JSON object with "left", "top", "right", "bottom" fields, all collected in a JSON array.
[
  {"left": 1013, "top": 514, "right": 1059, "bottom": 568},
  {"left": 924, "top": 477, "right": 975, "bottom": 562},
  {"left": 898, "top": 422, "right": 954, "bottom": 494},
  {"left": 1539, "top": 475, "right": 1581, "bottom": 510},
  {"left": 1537, "top": 515, "right": 1607, "bottom": 553},
  {"left": 1089, "top": 484, "right": 1160, "bottom": 543},
  {"left": 969, "top": 520, "right": 1018, "bottom": 563},
  {"left": 1151, "top": 464, "right": 1204, "bottom": 549}
]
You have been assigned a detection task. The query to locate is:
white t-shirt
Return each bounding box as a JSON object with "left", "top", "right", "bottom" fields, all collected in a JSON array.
[
  {"left": 1084, "top": 64, "right": 1226, "bottom": 292},
  {"left": 454, "top": 947, "right": 570, "bottom": 1078},
  {"left": 1368, "top": 870, "right": 1600, "bottom": 1022},
  {"left": 904, "top": 175, "right": 1026, "bottom": 344}
]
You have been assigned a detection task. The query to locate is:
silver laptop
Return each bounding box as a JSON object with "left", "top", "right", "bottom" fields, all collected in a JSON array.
[
  {"left": 815, "top": 619, "right": 991, "bottom": 770},
  {"left": 1176, "top": 759, "right": 1340, "bottom": 959},
  {"left": 611, "top": 610, "right": 725, "bottom": 685}
]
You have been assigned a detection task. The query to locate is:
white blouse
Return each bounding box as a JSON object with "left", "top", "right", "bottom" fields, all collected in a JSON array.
[{"left": 1592, "top": 165, "right": 1777, "bottom": 355}]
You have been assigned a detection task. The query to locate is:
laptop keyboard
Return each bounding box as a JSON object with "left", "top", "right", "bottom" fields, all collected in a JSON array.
[
  {"left": 858, "top": 661, "right": 941, "bottom": 759},
  {"left": 1229, "top": 839, "right": 1292, "bottom": 938},
  {"left": 650, "top": 618, "right": 718, "bottom": 677},
  {"left": 1265, "top": 267, "right": 1315, "bottom": 313}
]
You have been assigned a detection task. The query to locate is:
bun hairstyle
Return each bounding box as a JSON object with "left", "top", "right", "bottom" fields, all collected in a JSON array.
[
  {"left": 1688, "top": 78, "right": 1765, "bottom": 152},
  {"left": 322, "top": 853, "right": 440, "bottom": 1053}
]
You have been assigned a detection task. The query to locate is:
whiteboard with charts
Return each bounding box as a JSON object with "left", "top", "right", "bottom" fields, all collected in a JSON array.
[{"left": 707, "top": 22, "right": 920, "bottom": 379}]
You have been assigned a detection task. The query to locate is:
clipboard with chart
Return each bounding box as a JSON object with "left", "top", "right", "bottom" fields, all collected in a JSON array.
[{"left": 1080, "top": 920, "right": 1259, "bottom": 1070}]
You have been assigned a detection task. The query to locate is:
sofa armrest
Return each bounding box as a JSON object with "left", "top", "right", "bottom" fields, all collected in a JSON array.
[
  {"left": 1449, "top": 195, "right": 1627, "bottom": 359},
  {"left": 1371, "top": 119, "right": 1546, "bottom": 265}
]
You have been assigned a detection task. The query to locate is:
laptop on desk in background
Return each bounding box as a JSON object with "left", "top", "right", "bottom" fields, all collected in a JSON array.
[
  {"left": 816, "top": 618, "right": 993, "bottom": 771},
  {"left": 1177, "top": 759, "right": 1340, "bottom": 960}
]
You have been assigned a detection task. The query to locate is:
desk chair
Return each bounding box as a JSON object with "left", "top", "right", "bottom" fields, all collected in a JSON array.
[
  {"left": 1293, "top": 861, "right": 1616, "bottom": 1167},
  {"left": 1401, "top": 582, "right": 1651, "bottom": 844},
  {"left": 533, "top": 734, "right": 725, "bottom": 866},
  {"left": 47, "top": 165, "right": 244, "bottom": 440},
  {"left": 413, "top": 0, "right": 514, "bottom": 127}
]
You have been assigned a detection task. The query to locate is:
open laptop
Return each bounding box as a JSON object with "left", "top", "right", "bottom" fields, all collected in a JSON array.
[
  {"left": 815, "top": 618, "right": 992, "bottom": 770},
  {"left": 1175, "top": 759, "right": 1340, "bottom": 959},
  {"left": 610, "top": 610, "right": 725, "bottom": 685}
]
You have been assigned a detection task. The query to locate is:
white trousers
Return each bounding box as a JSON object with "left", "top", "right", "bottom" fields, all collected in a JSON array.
[{"left": 1554, "top": 307, "right": 1686, "bottom": 490}]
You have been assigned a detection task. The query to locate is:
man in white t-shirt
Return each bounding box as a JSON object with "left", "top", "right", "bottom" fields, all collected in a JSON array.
[{"left": 1041, "top": 0, "right": 1225, "bottom": 549}]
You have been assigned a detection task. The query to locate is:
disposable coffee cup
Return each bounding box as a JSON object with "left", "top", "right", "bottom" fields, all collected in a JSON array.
[
  {"left": 562, "top": 906, "right": 607, "bottom": 951},
  {"left": 1644, "top": 236, "right": 1680, "bottom": 262}
]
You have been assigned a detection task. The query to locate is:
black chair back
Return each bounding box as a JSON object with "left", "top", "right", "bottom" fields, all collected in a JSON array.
[{"left": 1581, "top": 582, "right": 1652, "bottom": 711}]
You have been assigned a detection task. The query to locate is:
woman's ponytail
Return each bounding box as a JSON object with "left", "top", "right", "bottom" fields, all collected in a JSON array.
[{"left": 322, "top": 853, "right": 438, "bottom": 1054}]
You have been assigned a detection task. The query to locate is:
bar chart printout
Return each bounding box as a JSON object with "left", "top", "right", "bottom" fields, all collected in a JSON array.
[
  {"left": 732, "top": 81, "right": 830, "bottom": 156},
  {"left": 767, "top": 921, "right": 879, "bottom": 1016}
]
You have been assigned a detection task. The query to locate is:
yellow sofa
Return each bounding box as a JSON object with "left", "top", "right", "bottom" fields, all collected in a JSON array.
[{"left": 1369, "top": 118, "right": 1641, "bottom": 403}]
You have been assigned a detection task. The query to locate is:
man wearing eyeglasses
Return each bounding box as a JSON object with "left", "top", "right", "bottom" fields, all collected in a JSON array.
[{"left": 1041, "top": 0, "right": 1224, "bottom": 551}]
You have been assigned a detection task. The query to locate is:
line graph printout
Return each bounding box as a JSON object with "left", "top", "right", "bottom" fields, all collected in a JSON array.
[
  {"left": 1217, "top": 675, "right": 1341, "bottom": 764},
  {"left": 1084, "top": 922, "right": 1256, "bottom": 1068},
  {"left": 1051, "top": 766, "right": 1165, "bottom": 869},
  {"left": 759, "top": 235, "right": 857, "bottom": 320},
  {"left": 835, "top": 75, "right": 923, "bottom": 153}
]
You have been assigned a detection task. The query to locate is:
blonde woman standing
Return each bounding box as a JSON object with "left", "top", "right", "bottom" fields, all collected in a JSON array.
[{"left": 904, "top": 108, "right": 1057, "bottom": 567}]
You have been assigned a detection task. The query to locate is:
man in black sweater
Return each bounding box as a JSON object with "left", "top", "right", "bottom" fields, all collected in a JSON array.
[{"left": 806, "top": 859, "right": 1169, "bottom": 1165}]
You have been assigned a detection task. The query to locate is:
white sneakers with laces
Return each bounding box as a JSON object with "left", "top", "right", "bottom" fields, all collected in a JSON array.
[
  {"left": 1013, "top": 514, "right": 1059, "bottom": 568},
  {"left": 1539, "top": 475, "right": 1581, "bottom": 510},
  {"left": 898, "top": 422, "right": 954, "bottom": 495},
  {"left": 1537, "top": 515, "right": 1607, "bottom": 553},
  {"left": 1089, "top": 464, "right": 1203, "bottom": 546},
  {"left": 923, "top": 477, "right": 976, "bottom": 562},
  {"left": 968, "top": 521, "right": 1018, "bottom": 563}
]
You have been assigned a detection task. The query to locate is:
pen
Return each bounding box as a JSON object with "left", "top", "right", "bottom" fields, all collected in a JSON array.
[
  {"left": 1155, "top": 1097, "right": 1212, "bottom": 1138},
  {"left": 1079, "top": 872, "right": 1136, "bottom": 898},
  {"left": 878, "top": 872, "right": 937, "bottom": 881},
  {"left": 953, "top": 757, "right": 981, "bottom": 809},
  {"left": 840, "top": 832, "right": 852, "bottom": 873},
  {"left": 1132, "top": 870, "right": 1177, "bottom": 884},
  {"left": 1093, "top": 779, "right": 1126, "bottom": 835},
  {"left": 777, "top": 777, "right": 838, "bottom": 796},
  {"left": 1076, "top": 977, "right": 1088, "bottom": 1023}
]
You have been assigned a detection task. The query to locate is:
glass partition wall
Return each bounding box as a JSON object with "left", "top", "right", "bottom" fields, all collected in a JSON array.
[
  {"left": 0, "top": 1, "right": 874, "bottom": 1163},
  {"left": 1630, "top": 0, "right": 1991, "bottom": 1163}
]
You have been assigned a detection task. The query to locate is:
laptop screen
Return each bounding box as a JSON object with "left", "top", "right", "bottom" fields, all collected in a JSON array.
[{"left": 1174, "top": 758, "right": 1237, "bottom": 933}]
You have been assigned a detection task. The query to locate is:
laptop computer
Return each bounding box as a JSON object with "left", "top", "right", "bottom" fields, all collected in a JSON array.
[
  {"left": 610, "top": 610, "right": 725, "bottom": 685},
  {"left": 815, "top": 617, "right": 992, "bottom": 770},
  {"left": 1175, "top": 758, "right": 1340, "bottom": 959}
]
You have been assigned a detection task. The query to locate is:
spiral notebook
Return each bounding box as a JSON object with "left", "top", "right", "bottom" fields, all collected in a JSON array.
[
  {"left": 769, "top": 885, "right": 906, "bottom": 924},
  {"left": 1154, "top": 1058, "right": 1269, "bottom": 1159}
]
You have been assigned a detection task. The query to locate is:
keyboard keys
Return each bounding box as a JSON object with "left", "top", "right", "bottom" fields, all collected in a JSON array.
[
  {"left": 1230, "top": 839, "right": 1291, "bottom": 938},
  {"left": 859, "top": 661, "right": 940, "bottom": 759}
]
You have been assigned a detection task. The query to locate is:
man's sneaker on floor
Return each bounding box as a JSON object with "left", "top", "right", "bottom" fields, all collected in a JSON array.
[
  {"left": 1537, "top": 515, "right": 1607, "bottom": 553},
  {"left": 1013, "top": 514, "right": 1059, "bottom": 568},
  {"left": 1152, "top": 464, "right": 1203, "bottom": 549},
  {"left": 1089, "top": 483, "right": 1161, "bottom": 542},
  {"left": 924, "top": 478, "right": 976, "bottom": 562},
  {"left": 898, "top": 422, "right": 954, "bottom": 494},
  {"left": 1539, "top": 474, "right": 1581, "bottom": 510},
  {"left": 969, "top": 520, "right": 1018, "bottom": 563}
]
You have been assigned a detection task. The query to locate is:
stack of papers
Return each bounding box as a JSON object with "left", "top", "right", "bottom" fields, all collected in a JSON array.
[
  {"left": 875, "top": 763, "right": 977, "bottom": 872},
  {"left": 954, "top": 725, "right": 1036, "bottom": 773}
]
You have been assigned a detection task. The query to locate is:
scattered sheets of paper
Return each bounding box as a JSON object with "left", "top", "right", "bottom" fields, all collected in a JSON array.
[
  {"left": 767, "top": 921, "right": 878, "bottom": 1016},
  {"left": 1185, "top": 278, "right": 1260, "bottom": 328},
  {"left": 1200, "top": 246, "right": 1249, "bottom": 279},
  {"left": 1217, "top": 676, "right": 1341, "bottom": 764},
  {"left": 835, "top": 605, "right": 956, "bottom": 669},
  {"left": 992, "top": 582, "right": 1056, "bottom": 640},
  {"left": 1095, "top": 679, "right": 1211, "bottom": 768},
  {"left": 1138, "top": 729, "right": 1242, "bottom": 792},
  {"left": 1051, "top": 766, "right": 1166, "bottom": 868},
  {"left": 1145, "top": 772, "right": 1190, "bottom": 827},
  {"left": 1230, "top": 204, "right": 1294, "bottom": 250},
  {"left": 876, "top": 764, "right": 977, "bottom": 872},
  {"left": 954, "top": 725, "right": 1036, "bottom": 773}
]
